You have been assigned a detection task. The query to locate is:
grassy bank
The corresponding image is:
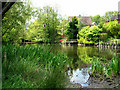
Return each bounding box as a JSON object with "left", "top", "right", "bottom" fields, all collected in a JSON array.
[{"left": 2, "top": 44, "right": 69, "bottom": 88}]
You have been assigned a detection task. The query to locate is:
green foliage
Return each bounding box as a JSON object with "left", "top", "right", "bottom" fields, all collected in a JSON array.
[
  {"left": 25, "top": 19, "right": 44, "bottom": 42},
  {"left": 91, "top": 15, "right": 101, "bottom": 25},
  {"left": 2, "top": 44, "right": 69, "bottom": 88},
  {"left": 57, "top": 16, "right": 68, "bottom": 35},
  {"left": 77, "top": 26, "right": 102, "bottom": 43},
  {"left": 90, "top": 58, "right": 103, "bottom": 75},
  {"left": 90, "top": 56, "right": 120, "bottom": 79},
  {"left": 2, "top": 1, "right": 33, "bottom": 43},
  {"left": 100, "top": 33, "right": 108, "bottom": 42},
  {"left": 66, "top": 16, "right": 78, "bottom": 39},
  {"left": 26, "top": 6, "right": 60, "bottom": 43},
  {"left": 104, "top": 11, "right": 118, "bottom": 21},
  {"left": 103, "top": 20, "right": 120, "bottom": 39},
  {"left": 110, "top": 57, "right": 119, "bottom": 75}
]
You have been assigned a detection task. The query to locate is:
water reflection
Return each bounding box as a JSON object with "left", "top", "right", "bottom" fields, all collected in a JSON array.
[
  {"left": 33, "top": 44, "right": 120, "bottom": 85},
  {"left": 67, "top": 68, "right": 90, "bottom": 84},
  {"left": 52, "top": 44, "right": 120, "bottom": 85}
]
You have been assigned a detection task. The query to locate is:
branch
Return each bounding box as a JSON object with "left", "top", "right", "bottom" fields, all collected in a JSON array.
[
  {"left": 2, "top": 1, "right": 16, "bottom": 19},
  {"left": 2, "top": 24, "right": 13, "bottom": 37}
]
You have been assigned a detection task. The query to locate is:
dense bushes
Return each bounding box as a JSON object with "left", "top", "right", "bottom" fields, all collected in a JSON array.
[
  {"left": 103, "top": 20, "right": 120, "bottom": 39},
  {"left": 77, "top": 20, "right": 120, "bottom": 44},
  {"left": 77, "top": 26, "right": 102, "bottom": 43}
]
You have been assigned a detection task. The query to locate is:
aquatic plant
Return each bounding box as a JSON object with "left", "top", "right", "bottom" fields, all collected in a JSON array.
[
  {"left": 110, "top": 56, "right": 119, "bottom": 75},
  {"left": 90, "top": 56, "right": 120, "bottom": 79},
  {"left": 90, "top": 58, "right": 103, "bottom": 76},
  {"left": 2, "top": 44, "right": 69, "bottom": 88}
]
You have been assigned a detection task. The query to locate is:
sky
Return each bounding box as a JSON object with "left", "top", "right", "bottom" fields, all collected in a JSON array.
[{"left": 30, "top": 0, "right": 120, "bottom": 17}]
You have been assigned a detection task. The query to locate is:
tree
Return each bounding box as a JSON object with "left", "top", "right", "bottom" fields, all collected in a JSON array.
[
  {"left": 104, "top": 11, "right": 118, "bottom": 20},
  {"left": 26, "top": 6, "right": 60, "bottom": 43},
  {"left": 103, "top": 20, "right": 120, "bottom": 39},
  {"left": 25, "top": 19, "right": 44, "bottom": 42},
  {"left": 97, "top": 16, "right": 106, "bottom": 29},
  {"left": 66, "top": 16, "right": 78, "bottom": 40},
  {"left": 2, "top": 2, "right": 16, "bottom": 19},
  {"left": 76, "top": 17, "right": 85, "bottom": 30},
  {"left": 41, "top": 6, "right": 60, "bottom": 43},
  {"left": 91, "top": 15, "right": 101, "bottom": 25},
  {"left": 57, "top": 16, "right": 68, "bottom": 36},
  {"left": 87, "top": 26, "right": 102, "bottom": 42},
  {"left": 2, "top": 0, "right": 34, "bottom": 43},
  {"left": 77, "top": 26, "right": 102, "bottom": 43}
]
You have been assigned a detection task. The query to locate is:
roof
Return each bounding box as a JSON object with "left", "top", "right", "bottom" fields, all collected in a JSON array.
[
  {"left": 80, "top": 16, "right": 92, "bottom": 26},
  {"left": 68, "top": 16, "right": 92, "bottom": 26}
]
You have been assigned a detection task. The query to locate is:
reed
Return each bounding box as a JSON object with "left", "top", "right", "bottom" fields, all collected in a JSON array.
[
  {"left": 2, "top": 44, "right": 69, "bottom": 88},
  {"left": 90, "top": 56, "right": 120, "bottom": 79}
]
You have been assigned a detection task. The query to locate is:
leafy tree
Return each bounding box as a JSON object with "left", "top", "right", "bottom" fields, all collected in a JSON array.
[
  {"left": 25, "top": 19, "right": 44, "bottom": 42},
  {"left": 26, "top": 6, "right": 60, "bottom": 43},
  {"left": 57, "top": 16, "right": 68, "bottom": 36},
  {"left": 97, "top": 16, "right": 106, "bottom": 29},
  {"left": 40, "top": 6, "right": 60, "bottom": 43},
  {"left": 2, "top": 0, "right": 33, "bottom": 43},
  {"left": 103, "top": 20, "right": 120, "bottom": 39},
  {"left": 87, "top": 26, "right": 102, "bottom": 42},
  {"left": 66, "top": 16, "right": 78, "bottom": 40},
  {"left": 77, "top": 26, "right": 102, "bottom": 43},
  {"left": 77, "top": 26, "right": 90, "bottom": 43},
  {"left": 91, "top": 15, "right": 101, "bottom": 25},
  {"left": 76, "top": 17, "right": 86, "bottom": 31},
  {"left": 104, "top": 11, "right": 118, "bottom": 21}
]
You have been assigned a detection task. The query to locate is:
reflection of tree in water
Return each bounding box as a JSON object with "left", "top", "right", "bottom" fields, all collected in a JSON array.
[
  {"left": 77, "top": 46, "right": 115, "bottom": 64},
  {"left": 72, "top": 58, "right": 78, "bottom": 70}
]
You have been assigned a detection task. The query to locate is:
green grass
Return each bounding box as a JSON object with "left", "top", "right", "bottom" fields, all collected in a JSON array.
[
  {"left": 89, "top": 56, "right": 120, "bottom": 79},
  {"left": 2, "top": 44, "right": 69, "bottom": 88}
]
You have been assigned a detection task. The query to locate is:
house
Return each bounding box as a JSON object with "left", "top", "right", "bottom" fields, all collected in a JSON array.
[
  {"left": 68, "top": 16, "right": 92, "bottom": 26},
  {"left": 105, "top": 14, "right": 120, "bottom": 23}
]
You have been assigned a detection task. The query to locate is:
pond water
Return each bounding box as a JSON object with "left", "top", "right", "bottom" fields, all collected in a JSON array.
[
  {"left": 47, "top": 44, "right": 120, "bottom": 87},
  {"left": 30, "top": 44, "right": 120, "bottom": 87}
]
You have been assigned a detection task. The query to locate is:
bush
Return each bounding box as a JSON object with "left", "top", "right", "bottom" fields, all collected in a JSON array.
[
  {"left": 103, "top": 20, "right": 120, "bottom": 39},
  {"left": 77, "top": 26, "right": 102, "bottom": 43}
]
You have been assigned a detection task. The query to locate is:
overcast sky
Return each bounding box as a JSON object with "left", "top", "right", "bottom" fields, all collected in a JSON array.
[{"left": 30, "top": 0, "right": 120, "bottom": 17}]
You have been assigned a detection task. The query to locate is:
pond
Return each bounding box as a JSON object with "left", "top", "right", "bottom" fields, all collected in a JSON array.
[
  {"left": 46, "top": 44, "right": 120, "bottom": 88},
  {"left": 30, "top": 44, "right": 120, "bottom": 88}
]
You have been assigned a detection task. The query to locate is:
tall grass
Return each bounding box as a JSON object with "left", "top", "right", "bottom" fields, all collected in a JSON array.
[
  {"left": 89, "top": 56, "right": 120, "bottom": 79},
  {"left": 2, "top": 44, "right": 69, "bottom": 88}
]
